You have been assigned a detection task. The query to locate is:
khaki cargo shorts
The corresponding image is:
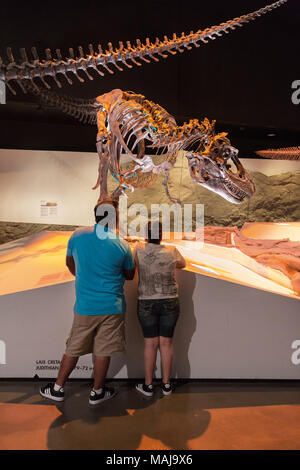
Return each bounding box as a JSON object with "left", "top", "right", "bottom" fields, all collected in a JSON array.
[{"left": 65, "top": 312, "right": 125, "bottom": 357}]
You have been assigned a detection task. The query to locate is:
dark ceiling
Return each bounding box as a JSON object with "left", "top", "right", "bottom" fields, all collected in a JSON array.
[{"left": 0, "top": 0, "right": 299, "bottom": 155}]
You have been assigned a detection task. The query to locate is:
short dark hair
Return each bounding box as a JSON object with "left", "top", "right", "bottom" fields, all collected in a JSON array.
[
  {"left": 146, "top": 220, "right": 162, "bottom": 244},
  {"left": 94, "top": 199, "right": 119, "bottom": 225}
]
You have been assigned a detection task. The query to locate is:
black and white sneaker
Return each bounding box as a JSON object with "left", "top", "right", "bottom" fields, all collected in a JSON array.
[
  {"left": 40, "top": 382, "right": 65, "bottom": 402},
  {"left": 89, "top": 387, "right": 116, "bottom": 405},
  {"left": 162, "top": 382, "right": 173, "bottom": 396},
  {"left": 135, "top": 383, "right": 154, "bottom": 397}
]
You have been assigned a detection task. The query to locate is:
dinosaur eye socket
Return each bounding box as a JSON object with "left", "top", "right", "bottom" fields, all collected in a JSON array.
[{"left": 223, "top": 147, "right": 231, "bottom": 158}]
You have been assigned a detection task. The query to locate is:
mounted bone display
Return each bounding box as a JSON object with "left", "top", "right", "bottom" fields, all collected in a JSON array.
[
  {"left": 0, "top": 1, "right": 287, "bottom": 94},
  {"left": 91, "top": 89, "right": 255, "bottom": 203},
  {"left": 256, "top": 147, "right": 300, "bottom": 160},
  {"left": 0, "top": 1, "right": 287, "bottom": 204}
]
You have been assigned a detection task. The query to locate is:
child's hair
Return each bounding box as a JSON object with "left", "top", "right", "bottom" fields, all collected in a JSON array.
[{"left": 146, "top": 220, "right": 162, "bottom": 244}]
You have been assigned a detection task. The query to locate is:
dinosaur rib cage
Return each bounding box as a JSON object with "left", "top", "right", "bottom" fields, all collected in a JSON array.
[
  {"left": 119, "top": 91, "right": 215, "bottom": 151},
  {"left": 106, "top": 92, "right": 218, "bottom": 191}
]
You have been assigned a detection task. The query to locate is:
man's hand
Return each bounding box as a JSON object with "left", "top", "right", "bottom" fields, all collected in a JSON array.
[{"left": 66, "top": 256, "right": 76, "bottom": 276}]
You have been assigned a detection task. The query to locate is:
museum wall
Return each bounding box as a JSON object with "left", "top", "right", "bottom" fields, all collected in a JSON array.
[{"left": 0, "top": 148, "right": 300, "bottom": 244}]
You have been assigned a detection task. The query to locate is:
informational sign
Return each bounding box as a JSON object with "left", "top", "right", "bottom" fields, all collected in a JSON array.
[{"left": 40, "top": 201, "right": 58, "bottom": 218}]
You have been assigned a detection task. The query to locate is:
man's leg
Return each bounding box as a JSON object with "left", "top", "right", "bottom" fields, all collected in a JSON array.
[
  {"left": 144, "top": 337, "right": 159, "bottom": 385},
  {"left": 159, "top": 336, "right": 174, "bottom": 384},
  {"left": 93, "top": 355, "right": 111, "bottom": 390},
  {"left": 55, "top": 354, "right": 79, "bottom": 387},
  {"left": 40, "top": 354, "right": 79, "bottom": 401}
]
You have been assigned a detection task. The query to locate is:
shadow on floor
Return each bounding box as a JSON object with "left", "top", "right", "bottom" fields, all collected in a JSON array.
[{"left": 1, "top": 380, "right": 300, "bottom": 450}]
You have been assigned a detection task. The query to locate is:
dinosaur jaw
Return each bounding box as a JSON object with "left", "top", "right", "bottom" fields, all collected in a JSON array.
[
  {"left": 186, "top": 152, "right": 255, "bottom": 204},
  {"left": 213, "top": 173, "right": 255, "bottom": 204}
]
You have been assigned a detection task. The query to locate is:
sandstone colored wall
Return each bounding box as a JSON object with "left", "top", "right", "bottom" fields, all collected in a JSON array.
[
  {"left": 107, "top": 151, "right": 300, "bottom": 229},
  {"left": 1, "top": 151, "right": 299, "bottom": 244},
  {"left": 0, "top": 222, "right": 78, "bottom": 245}
]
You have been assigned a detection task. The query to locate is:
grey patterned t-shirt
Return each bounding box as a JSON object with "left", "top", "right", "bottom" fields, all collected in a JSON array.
[{"left": 134, "top": 243, "right": 185, "bottom": 299}]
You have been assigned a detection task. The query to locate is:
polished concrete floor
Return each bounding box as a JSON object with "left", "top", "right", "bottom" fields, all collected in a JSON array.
[{"left": 0, "top": 380, "right": 300, "bottom": 450}]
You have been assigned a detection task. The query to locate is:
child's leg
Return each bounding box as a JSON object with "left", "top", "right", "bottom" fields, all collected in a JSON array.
[
  {"left": 159, "top": 337, "right": 174, "bottom": 384},
  {"left": 144, "top": 337, "right": 159, "bottom": 385},
  {"left": 158, "top": 298, "right": 180, "bottom": 383}
]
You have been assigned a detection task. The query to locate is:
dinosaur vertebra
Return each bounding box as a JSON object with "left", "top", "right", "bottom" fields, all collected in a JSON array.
[
  {"left": 0, "top": 0, "right": 287, "bottom": 95},
  {"left": 256, "top": 147, "right": 300, "bottom": 160}
]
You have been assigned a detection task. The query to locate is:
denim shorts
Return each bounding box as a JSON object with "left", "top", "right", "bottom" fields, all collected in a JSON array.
[{"left": 137, "top": 297, "right": 180, "bottom": 338}]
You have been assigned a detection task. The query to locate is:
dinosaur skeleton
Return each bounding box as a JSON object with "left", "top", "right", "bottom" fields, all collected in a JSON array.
[
  {"left": 94, "top": 89, "right": 257, "bottom": 204},
  {"left": 0, "top": 1, "right": 287, "bottom": 94},
  {"left": 20, "top": 82, "right": 256, "bottom": 203},
  {"left": 0, "top": 1, "right": 287, "bottom": 203},
  {"left": 256, "top": 147, "right": 300, "bottom": 160}
]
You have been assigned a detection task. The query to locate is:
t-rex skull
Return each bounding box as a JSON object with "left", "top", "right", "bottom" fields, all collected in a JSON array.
[{"left": 186, "top": 134, "right": 255, "bottom": 204}]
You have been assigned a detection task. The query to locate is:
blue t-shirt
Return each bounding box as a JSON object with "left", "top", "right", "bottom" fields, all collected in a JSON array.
[{"left": 66, "top": 225, "right": 134, "bottom": 315}]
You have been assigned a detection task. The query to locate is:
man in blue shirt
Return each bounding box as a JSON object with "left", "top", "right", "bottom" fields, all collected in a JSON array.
[{"left": 40, "top": 199, "right": 135, "bottom": 405}]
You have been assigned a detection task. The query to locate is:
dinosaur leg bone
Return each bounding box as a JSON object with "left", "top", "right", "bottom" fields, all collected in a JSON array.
[
  {"left": 162, "top": 169, "right": 181, "bottom": 204},
  {"left": 93, "top": 141, "right": 110, "bottom": 202}
]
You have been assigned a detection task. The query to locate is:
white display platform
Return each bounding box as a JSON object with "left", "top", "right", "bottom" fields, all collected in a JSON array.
[{"left": 0, "top": 263, "right": 299, "bottom": 379}]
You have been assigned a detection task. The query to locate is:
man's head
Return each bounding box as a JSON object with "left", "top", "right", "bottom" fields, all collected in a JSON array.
[
  {"left": 145, "top": 220, "right": 162, "bottom": 244},
  {"left": 94, "top": 199, "right": 119, "bottom": 229}
]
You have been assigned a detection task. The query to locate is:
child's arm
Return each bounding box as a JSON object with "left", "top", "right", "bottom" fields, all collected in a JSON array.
[{"left": 174, "top": 248, "right": 186, "bottom": 269}]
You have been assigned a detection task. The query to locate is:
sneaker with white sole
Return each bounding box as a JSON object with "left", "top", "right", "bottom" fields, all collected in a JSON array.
[
  {"left": 89, "top": 386, "right": 116, "bottom": 405},
  {"left": 162, "top": 382, "right": 173, "bottom": 396},
  {"left": 135, "top": 383, "right": 154, "bottom": 397},
  {"left": 40, "top": 382, "right": 65, "bottom": 402}
]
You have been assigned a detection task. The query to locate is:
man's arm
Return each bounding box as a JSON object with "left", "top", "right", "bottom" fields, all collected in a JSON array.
[
  {"left": 66, "top": 255, "right": 76, "bottom": 276},
  {"left": 122, "top": 243, "right": 136, "bottom": 280},
  {"left": 123, "top": 266, "right": 135, "bottom": 280}
]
